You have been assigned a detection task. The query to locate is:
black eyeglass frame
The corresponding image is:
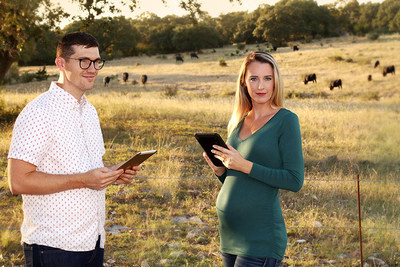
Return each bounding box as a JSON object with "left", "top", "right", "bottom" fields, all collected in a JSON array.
[{"left": 68, "top": 57, "right": 106, "bottom": 70}]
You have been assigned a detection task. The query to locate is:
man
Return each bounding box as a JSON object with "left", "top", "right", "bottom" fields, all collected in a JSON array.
[{"left": 7, "top": 32, "right": 139, "bottom": 267}]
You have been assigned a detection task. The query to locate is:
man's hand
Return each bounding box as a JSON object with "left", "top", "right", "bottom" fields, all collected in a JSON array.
[
  {"left": 114, "top": 165, "right": 141, "bottom": 184},
  {"left": 81, "top": 167, "right": 124, "bottom": 190}
]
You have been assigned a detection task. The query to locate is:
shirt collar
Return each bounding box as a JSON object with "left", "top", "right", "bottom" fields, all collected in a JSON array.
[{"left": 50, "top": 82, "right": 88, "bottom": 110}]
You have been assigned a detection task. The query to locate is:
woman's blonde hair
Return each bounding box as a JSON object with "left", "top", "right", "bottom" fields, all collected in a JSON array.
[{"left": 227, "top": 51, "right": 284, "bottom": 136}]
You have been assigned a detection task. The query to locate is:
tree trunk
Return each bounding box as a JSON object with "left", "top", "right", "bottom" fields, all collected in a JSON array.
[{"left": 0, "top": 51, "right": 16, "bottom": 85}]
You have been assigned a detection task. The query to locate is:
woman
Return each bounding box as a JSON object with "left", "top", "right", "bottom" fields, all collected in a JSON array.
[{"left": 203, "top": 51, "right": 304, "bottom": 267}]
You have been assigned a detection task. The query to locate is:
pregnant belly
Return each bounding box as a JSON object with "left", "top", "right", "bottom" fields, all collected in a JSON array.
[{"left": 216, "top": 177, "right": 278, "bottom": 228}]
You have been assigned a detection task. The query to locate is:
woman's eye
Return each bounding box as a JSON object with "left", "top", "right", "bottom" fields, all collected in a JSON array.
[{"left": 250, "top": 77, "right": 257, "bottom": 81}]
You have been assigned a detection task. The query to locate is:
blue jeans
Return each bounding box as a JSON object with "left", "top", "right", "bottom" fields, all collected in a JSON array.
[
  {"left": 222, "top": 252, "right": 281, "bottom": 267},
  {"left": 23, "top": 236, "right": 104, "bottom": 267}
]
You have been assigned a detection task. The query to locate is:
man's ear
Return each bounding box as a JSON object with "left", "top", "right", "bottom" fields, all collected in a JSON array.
[{"left": 55, "top": 57, "right": 65, "bottom": 70}]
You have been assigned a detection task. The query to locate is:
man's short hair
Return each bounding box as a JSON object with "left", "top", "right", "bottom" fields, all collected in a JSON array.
[{"left": 57, "top": 32, "right": 99, "bottom": 58}]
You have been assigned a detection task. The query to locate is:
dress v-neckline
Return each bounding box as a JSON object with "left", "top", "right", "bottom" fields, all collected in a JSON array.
[{"left": 238, "top": 108, "right": 283, "bottom": 141}]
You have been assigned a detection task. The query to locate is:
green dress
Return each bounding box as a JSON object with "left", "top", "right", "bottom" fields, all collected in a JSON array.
[{"left": 216, "top": 108, "right": 304, "bottom": 260}]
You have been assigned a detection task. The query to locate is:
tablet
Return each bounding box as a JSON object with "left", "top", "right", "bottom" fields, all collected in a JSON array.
[
  {"left": 111, "top": 150, "right": 157, "bottom": 171},
  {"left": 194, "top": 133, "right": 228, "bottom": 167}
]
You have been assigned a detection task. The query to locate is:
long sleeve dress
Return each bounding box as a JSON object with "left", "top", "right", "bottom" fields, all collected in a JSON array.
[{"left": 216, "top": 108, "right": 304, "bottom": 260}]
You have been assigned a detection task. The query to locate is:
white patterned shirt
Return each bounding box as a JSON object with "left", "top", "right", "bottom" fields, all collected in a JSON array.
[{"left": 8, "top": 82, "right": 106, "bottom": 251}]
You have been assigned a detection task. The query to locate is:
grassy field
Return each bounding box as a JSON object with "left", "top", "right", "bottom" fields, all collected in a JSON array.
[{"left": 0, "top": 34, "right": 399, "bottom": 266}]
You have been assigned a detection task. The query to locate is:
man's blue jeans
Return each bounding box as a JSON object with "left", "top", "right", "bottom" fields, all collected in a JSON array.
[
  {"left": 222, "top": 252, "right": 282, "bottom": 267},
  {"left": 23, "top": 236, "right": 104, "bottom": 267}
]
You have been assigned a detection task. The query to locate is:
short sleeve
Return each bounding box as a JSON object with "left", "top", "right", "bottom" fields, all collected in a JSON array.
[{"left": 8, "top": 105, "right": 53, "bottom": 167}]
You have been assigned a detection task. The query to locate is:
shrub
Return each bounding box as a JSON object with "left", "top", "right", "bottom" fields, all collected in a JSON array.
[
  {"left": 362, "top": 91, "right": 380, "bottom": 101},
  {"left": 0, "top": 95, "right": 26, "bottom": 124},
  {"left": 19, "top": 72, "right": 36, "bottom": 83},
  {"left": 286, "top": 90, "right": 303, "bottom": 99},
  {"left": 329, "top": 55, "right": 344, "bottom": 62},
  {"left": 162, "top": 85, "right": 178, "bottom": 97},
  {"left": 237, "top": 43, "right": 245, "bottom": 50},
  {"left": 35, "top": 66, "right": 49, "bottom": 81},
  {"left": 367, "top": 32, "right": 380, "bottom": 41},
  {"left": 218, "top": 57, "right": 227, "bottom": 67}
]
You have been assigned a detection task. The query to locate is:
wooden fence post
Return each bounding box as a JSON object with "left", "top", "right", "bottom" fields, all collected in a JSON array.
[{"left": 357, "top": 174, "right": 363, "bottom": 266}]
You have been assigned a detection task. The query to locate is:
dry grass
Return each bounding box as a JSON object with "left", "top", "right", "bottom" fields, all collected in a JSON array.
[{"left": 0, "top": 34, "right": 399, "bottom": 266}]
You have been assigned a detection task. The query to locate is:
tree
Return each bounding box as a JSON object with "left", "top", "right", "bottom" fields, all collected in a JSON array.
[
  {"left": 375, "top": 0, "right": 400, "bottom": 32},
  {"left": 215, "top": 12, "right": 247, "bottom": 44},
  {"left": 172, "top": 23, "right": 223, "bottom": 52},
  {"left": 253, "top": 0, "right": 338, "bottom": 46},
  {"left": 18, "top": 29, "right": 60, "bottom": 66},
  {"left": 337, "top": 0, "right": 361, "bottom": 34},
  {"left": 354, "top": 2, "right": 380, "bottom": 35},
  {"left": 148, "top": 23, "right": 176, "bottom": 54},
  {"left": 0, "top": 0, "right": 66, "bottom": 84},
  {"left": 0, "top": 0, "right": 241, "bottom": 84},
  {"left": 64, "top": 16, "right": 140, "bottom": 58},
  {"left": 254, "top": 0, "right": 302, "bottom": 45},
  {"left": 233, "top": 5, "right": 271, "bottom": 44}
]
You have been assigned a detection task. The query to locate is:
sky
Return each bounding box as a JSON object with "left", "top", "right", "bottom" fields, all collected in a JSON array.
[{"left": 52, "top": 0, "right": 384, "bottom": 28}]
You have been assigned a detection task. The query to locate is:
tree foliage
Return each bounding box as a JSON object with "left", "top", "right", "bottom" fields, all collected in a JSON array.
[
  {"left": 215, "top": 12, "right": 247, "bottom": 44},
  {"left": 0, "top": 0, "right": 66, "bottom": 83},
  {"left": 0, "top": 0, "right": 230, "bottom": 84},
  {"left": 64, "top": 16, "right": 140, "bottom": 59},
  {"left": 2, "top": 0, "right": 400, "bottom": 84},
  {"left": 132, "top": 14, "right": 223, "bottom": 54},
  {"left": 375, "top": 0, "right": 400, "bottom": 31},
  {"left": 254, "top": 0, "right": 340, "bottom": 46}
]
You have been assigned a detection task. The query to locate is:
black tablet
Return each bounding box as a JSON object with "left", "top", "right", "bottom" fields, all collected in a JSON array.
[{"left": 194, "top": 133, "right": 228, "bottom": 167}]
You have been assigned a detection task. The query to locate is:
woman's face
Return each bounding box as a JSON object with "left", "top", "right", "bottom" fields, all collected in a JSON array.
[{"left": 244, "top": 61, "right": 274, "bottom": 106}]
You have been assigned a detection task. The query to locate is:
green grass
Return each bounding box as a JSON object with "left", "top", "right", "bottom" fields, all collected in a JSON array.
[{"left": 0, "top": 34, "right": 399, "bottom": 266}]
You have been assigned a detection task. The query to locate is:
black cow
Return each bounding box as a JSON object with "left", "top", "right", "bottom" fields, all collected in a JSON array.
[
  {"left": 374, "top": 60, "right": 380, "bottom": 68},
  {"left": 304, "top": 73, "right": 317, "bottom": 85},
  {"left": 368, "top": 75, "right": 372, "bottom": 81},
  {"left": 176, "top": 55, "right": 184, "bottom": 62},
  {"left": 293, "top": 45, "right": 299, "bottom": 51},
  {"left": 190, "top": 52, "right": 199, "bottom": 59},
  {"left": 122, "top": 72, "right": 129, "bottom": 82},
  {"left": 329, "top": 79, "right": 342, "bottom": 90},
  {"left": 141, "top": 74, "right": 148, "bottom": 85},
  {"left": 103, "top": 76, "right": 110, "bottom": 87},
  {"left": 383, "top": 65, "right": 395, "bottom": 76}
]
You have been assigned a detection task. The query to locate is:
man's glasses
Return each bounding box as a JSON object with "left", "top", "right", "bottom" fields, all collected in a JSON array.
[{"left": 68, "top": 58, "right": 105, "bottom": 70}]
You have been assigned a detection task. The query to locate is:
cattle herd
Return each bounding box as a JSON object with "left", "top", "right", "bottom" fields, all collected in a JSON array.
[
  {"left": 174, "top": 52, "right": 199, "bottom": 62},
  {"left": 102, "top": 49, "right": 394, "bottom": 90},
  {"left": 101, "top": 52, "right": 203, "bottom": 87},
  {"left": 102, "top": 73, "right": 148, "bottom": 87},
  {"left": 303, "top": 59, "right": 395, "bottom": 90}
]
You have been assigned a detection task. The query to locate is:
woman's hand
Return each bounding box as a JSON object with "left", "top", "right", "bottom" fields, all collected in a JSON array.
[
  {"left": 211, "top": 144, "right": 253, "bottom": 174},
  {"left": 203, "top": 152, "right": 226, "bottom": 177}
]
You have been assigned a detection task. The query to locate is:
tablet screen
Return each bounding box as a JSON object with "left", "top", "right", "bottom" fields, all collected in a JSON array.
[{"left": 195, "top": 133, "right": 227, "bottom": 167}]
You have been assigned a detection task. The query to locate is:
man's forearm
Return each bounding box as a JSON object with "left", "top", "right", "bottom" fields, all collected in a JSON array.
[{"left": 8, "top": 159, "right": 85, "bottom": 195}]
